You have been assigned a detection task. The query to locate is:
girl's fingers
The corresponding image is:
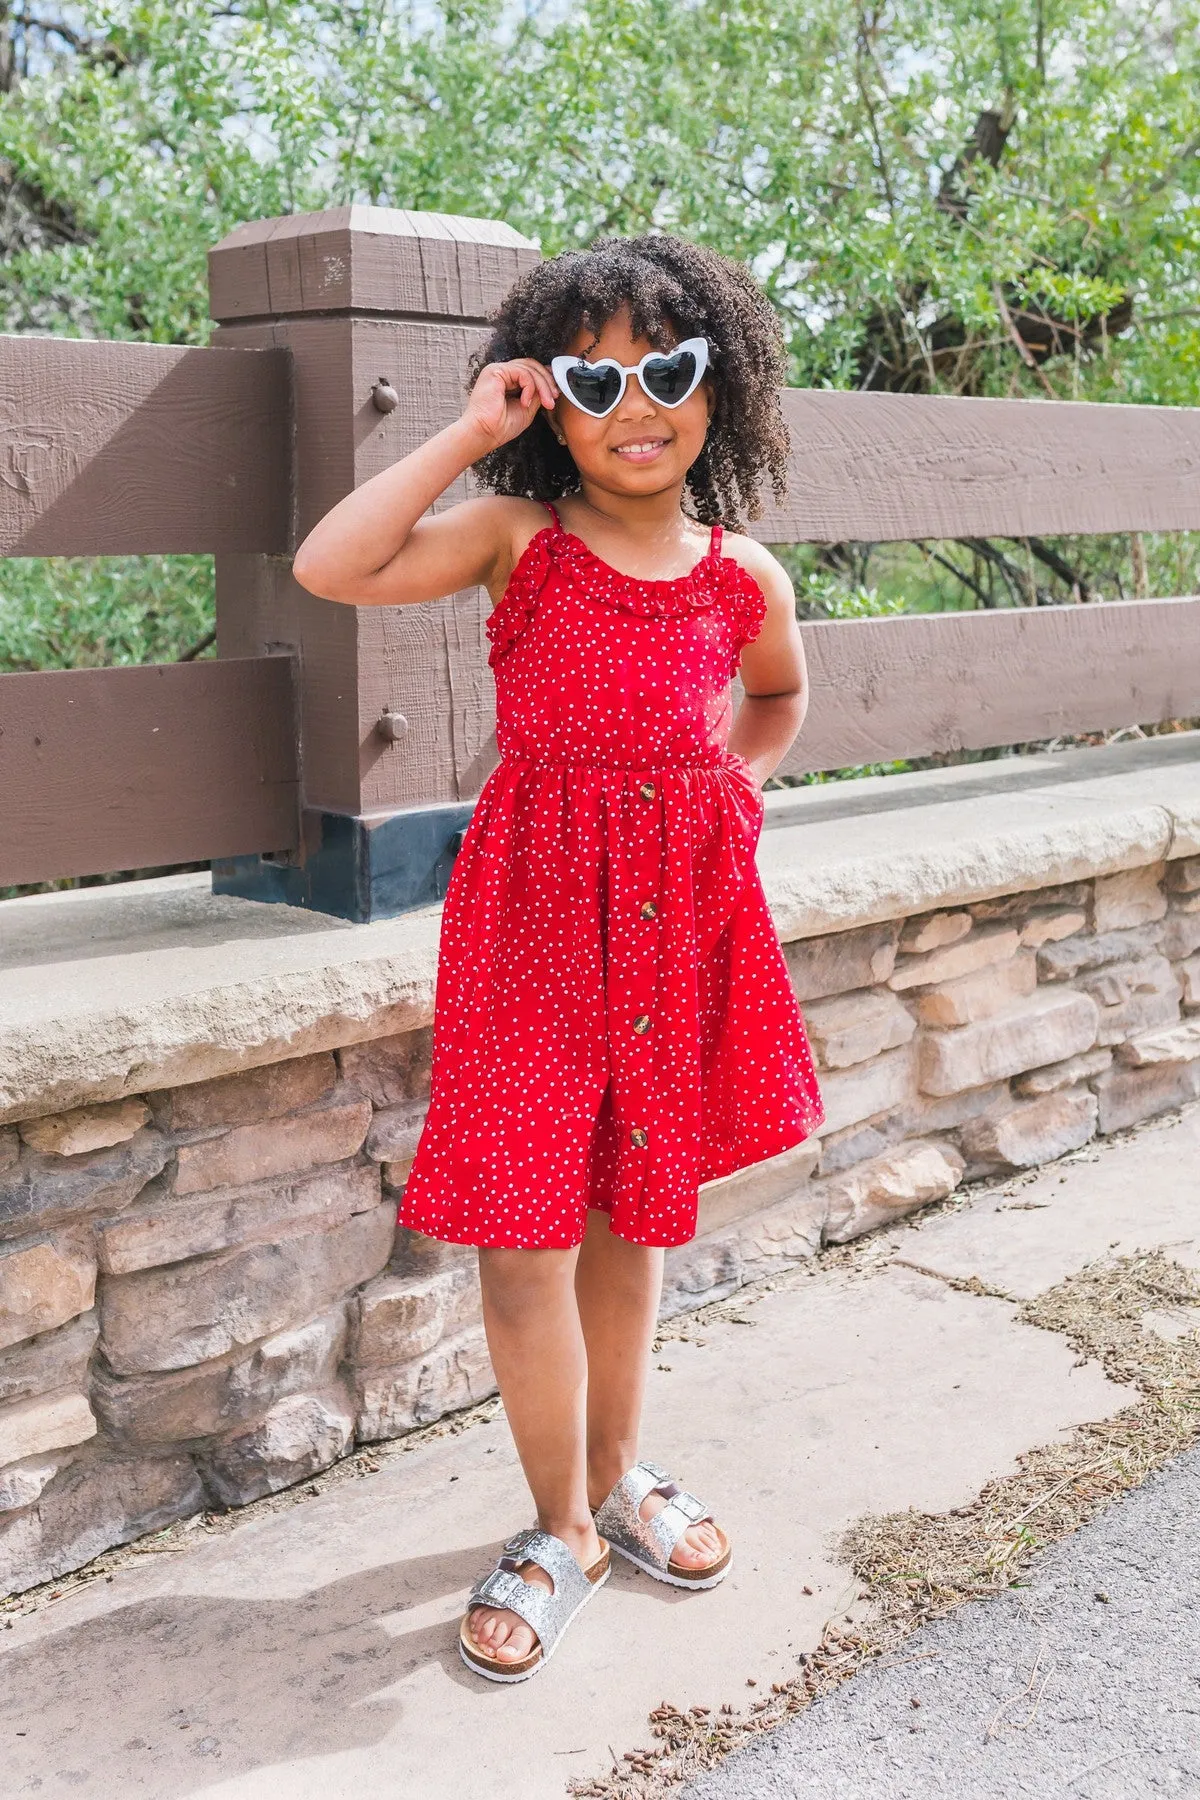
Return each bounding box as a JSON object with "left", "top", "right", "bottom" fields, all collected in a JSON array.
[
  {"left": 503, "top": 360, "right": 558, "bottom": 410},
  {"left": 525, "top": 362, "right": 558, "bottom": 406},
  {"left": 469, "top": 360, "right": 556, "bottom": 439},
  {"left": 529, "top": 361, "right": 560, "bottom": 406},
  {"left": 509, "top": 368, "right": 542, "bottom": 413}
]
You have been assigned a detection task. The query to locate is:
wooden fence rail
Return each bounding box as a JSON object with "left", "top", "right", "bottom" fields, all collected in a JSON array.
[
  {"left": 2, "top": 204, "right": 1199, "bottom": 916},
  {"left": 764, "top": 387, "right": 1200, "bottom": 542},
  {"left": 794, "top": 596, "right": 1200, "bottom": 771},
  {"left": 0, "top": 337, "right": 290, "bottom": 556},
  {"left": 0, "top": 659, "right": 298, "bottom": 887}
]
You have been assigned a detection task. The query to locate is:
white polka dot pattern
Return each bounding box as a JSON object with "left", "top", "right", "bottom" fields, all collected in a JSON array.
[{"left": 400, "top": 508, "right": 825, "bottom": 1250}]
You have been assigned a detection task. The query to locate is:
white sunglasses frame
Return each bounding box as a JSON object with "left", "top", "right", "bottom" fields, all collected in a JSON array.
[{"left": 549, "top": 337, "right": 710, "bottom": 419}]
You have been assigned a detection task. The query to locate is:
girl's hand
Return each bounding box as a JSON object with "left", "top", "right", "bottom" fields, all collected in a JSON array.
[
  {"left": 294, "top": 359, "right": 558, "bottom": 609},
  {"left": 465, "top": 358, "right": 558, "bottom": 452}
]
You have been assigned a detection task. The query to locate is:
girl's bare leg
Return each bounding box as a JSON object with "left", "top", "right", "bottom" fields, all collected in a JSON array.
[
  {"left": 467, "top": 1246, "right": 604, "bottom": 1663},
  {"left": 575, "top": 1209, "right": 723, "bottom": 1568}
]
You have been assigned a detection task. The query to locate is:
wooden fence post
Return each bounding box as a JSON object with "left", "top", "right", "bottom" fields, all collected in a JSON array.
[{"left": 207, "top": 206, "right": 540, "bottom": 921}]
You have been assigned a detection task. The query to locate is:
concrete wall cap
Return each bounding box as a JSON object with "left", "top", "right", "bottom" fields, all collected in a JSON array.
[{"left": 1, "top": 735, "right": 1197, "bottom": 1124}]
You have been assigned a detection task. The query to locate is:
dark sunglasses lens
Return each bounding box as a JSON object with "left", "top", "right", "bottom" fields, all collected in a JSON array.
[
  {"left": 565, "top": 363, "right": 622, "bottom": 414},
  {"left": 642, "top": 350, "right": 697, "bottom": 404}
]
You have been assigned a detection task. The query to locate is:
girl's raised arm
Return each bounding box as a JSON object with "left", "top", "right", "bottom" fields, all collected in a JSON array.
[{"left": 292, "top": 358, "right": 558, "bottom": 609}]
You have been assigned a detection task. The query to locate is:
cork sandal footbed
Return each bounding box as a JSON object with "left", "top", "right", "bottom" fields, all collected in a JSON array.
[
  {"left": 666, "top": 1520, "right": 732, "bottom": 1583},
  {"left": 459, "top": 1542, "right": 610, "bottom": 1680}
]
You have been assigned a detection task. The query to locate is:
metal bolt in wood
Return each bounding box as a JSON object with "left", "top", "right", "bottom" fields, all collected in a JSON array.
[{"left": 371, "top": 377, "right": 399, "bottom": 414}]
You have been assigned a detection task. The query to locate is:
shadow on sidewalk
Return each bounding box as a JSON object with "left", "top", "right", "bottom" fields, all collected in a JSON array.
[{"left": 0, "top": 1537, "right": 519, "bottom": 1793}]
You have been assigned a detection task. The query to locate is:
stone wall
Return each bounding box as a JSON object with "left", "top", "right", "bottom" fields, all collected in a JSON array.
[
  {"left": 3, "top": 854, "right": 1199, "bottom": 1595},
  {"left": 663, "top": 856, "right": 1200, "bottom": 1310}
]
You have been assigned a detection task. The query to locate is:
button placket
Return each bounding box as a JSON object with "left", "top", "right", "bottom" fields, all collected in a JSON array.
[{"left": 607, "top": 773, "right": 665, "bottom": 1209}]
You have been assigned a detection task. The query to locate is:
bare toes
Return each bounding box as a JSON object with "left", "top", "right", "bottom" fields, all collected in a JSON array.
[
  {"left": 673, "top": 1521, "right": 723, "bottom": 1566},
  {"left": 472, "top": 1606, "right": 509, "bottom": 1649},
  {"left": 497, "top": 1623, "right": 533, "bottom": 1660},
  {"left": 466, "top": 1577, "right": 545, "bottom": 1664}
]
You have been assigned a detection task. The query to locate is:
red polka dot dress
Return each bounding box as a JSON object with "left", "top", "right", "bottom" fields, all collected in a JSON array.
[{"left": 400, "top": 505, "right": 824, "bottom": 1250}]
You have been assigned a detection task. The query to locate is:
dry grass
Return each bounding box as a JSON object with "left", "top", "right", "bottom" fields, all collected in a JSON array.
[{"left": 567, "top": 1248, "right": 1200, "bottom": 1799}]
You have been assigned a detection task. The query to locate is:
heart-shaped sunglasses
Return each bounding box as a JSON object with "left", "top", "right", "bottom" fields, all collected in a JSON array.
[{"left": 550, "top": 337, "right": 710, "bottom": 419}]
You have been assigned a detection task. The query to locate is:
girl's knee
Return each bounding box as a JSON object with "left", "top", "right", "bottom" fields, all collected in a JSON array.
[{"left": 479, "top": 1245, "right": 578, "bottom": 1319}]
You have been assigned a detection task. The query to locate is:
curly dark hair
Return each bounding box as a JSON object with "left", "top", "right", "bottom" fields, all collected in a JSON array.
[{"left": 468, "top": 234, "right": 790, "bottom": 528}]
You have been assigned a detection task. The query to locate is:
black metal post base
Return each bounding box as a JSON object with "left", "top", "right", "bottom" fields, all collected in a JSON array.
[{"left": 213, "top": 802, "right": 475, "bottom": 923}]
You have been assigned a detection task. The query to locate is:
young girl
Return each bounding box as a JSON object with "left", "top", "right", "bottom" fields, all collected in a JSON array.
[{"left": 293, "top": 233, "right": 824, "bottom": 1683}]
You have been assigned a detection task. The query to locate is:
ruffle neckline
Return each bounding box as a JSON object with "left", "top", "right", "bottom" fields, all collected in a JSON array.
[
  {"left": 552, "top": 525, "right": 726, "bottom": 619},
  {"left": 486, "top": 516, "right": 767, "bottom": 667}
]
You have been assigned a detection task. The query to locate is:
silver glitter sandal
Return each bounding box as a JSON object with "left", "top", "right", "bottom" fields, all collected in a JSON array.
[
  {"left": 592, "top": 1460, "right": 732, "bottom": 1590},
  {"left": 458, "top": 1525, "right": 611, "bottom": 1683}
]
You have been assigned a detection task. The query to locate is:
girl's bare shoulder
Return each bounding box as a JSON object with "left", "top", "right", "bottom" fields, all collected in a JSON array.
[
  {"left": 494, "top": 496, "right": 559, "bottom": 586},
  {"left": 503, "top": 495, "right": 560, "bottom": 555},
  {"left": 448, "top": 494, "right": 558, "bottom": 602},
  {"left": 449, "top": 492, "right": 553, "bottom": 541},
  {"left": 717, "top": 531, "right": 795, "bottom": 609}
]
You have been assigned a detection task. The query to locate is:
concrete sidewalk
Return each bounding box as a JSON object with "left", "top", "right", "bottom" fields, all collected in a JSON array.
[{"left": 1, "top": 1102, "right": 1197, "bottom": 1800}]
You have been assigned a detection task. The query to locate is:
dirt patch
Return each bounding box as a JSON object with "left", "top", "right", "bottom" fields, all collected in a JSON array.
[{"left": 568, "top": 1248, "right": 1200, "bottom": 1799}]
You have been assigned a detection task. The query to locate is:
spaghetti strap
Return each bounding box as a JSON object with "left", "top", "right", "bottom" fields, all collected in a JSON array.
[
  {"left": 709, "top": 522, "right": 723, "bottom": 559},
  {"left": 544, "top": 501, "right": 562, "bottom": 529}
]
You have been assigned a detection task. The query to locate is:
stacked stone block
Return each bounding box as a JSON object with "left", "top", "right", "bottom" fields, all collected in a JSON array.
[
  {"left": 2, "top": 856, "right": 1199, "bottom": 1593},
  {"left": 0, "top": 1050, "right": 397, "bottom": 1593}
]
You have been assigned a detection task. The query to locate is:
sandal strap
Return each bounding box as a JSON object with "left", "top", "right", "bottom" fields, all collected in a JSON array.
[
  {"left": 500, "top": 1525, "right": 591, "bottom": 1597},
  {"left": 593, "top": 1460, "right": 714, "bottom": 1569},
  {"left": 466, "top": 1527, "right": 591, "bottom": 1653}
]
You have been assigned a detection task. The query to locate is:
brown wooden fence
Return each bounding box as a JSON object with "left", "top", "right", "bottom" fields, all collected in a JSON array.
[{"left": 2, "top": 205, "right": 1199, "bottom": 918}]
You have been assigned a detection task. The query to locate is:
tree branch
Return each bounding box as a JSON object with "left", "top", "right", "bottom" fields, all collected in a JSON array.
[
  {"left": 854, "top": 9, "right": 897, "bottom": 218},
  {"left": 177, "top": 628, "right": 216, "bottom": 662},
  {"left": 18, "top": 13, "right": 129, "bottom": 70},
  {"left": 958, "top": 536, "right": 1054, "bottom": 605},
  {"left": 937, "top": 107, "right": 1013, "bottom": 220},
  {"left": 921, "top": 544, "right": 997, "bottom": 608},
  {"left": 0, "top": 161, "right": 87, "bottom": 246},
  {"left": 1023, "top": 536, "right": 1094, "bottom": 600},
  {"left": 992, "top": 281, "right": 1057, "bottom": 397}
]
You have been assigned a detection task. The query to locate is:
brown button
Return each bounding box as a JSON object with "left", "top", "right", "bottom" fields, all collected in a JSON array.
[
  {"left": 639, "top": 900, "right": 658, "bottom": 920},
  {"left": 630, "top": 1126, "right": 649, "bottom": 1148},
  {"left": 638, "top": 781, "right": 656, "bottom": 801},
  {"left": 632, "top": 1014, "right": 651, "bottom": 1035}
]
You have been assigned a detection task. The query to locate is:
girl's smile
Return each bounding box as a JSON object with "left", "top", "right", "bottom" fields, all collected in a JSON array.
[{"left": 611, "top": 436, "right": 672, "bottom": 463}]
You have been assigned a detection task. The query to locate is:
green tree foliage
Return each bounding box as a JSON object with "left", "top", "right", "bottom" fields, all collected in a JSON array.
[
  {"left": 1, "top": 0, "right": 1199, "bottom": 668},
  {"left": 0, "top": 554, "right": 213, "bottom": 670}
]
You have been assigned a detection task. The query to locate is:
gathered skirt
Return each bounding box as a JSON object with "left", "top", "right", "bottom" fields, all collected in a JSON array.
[{"left": 398, "top": 751, "right": 824, "bottom": 1250}]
